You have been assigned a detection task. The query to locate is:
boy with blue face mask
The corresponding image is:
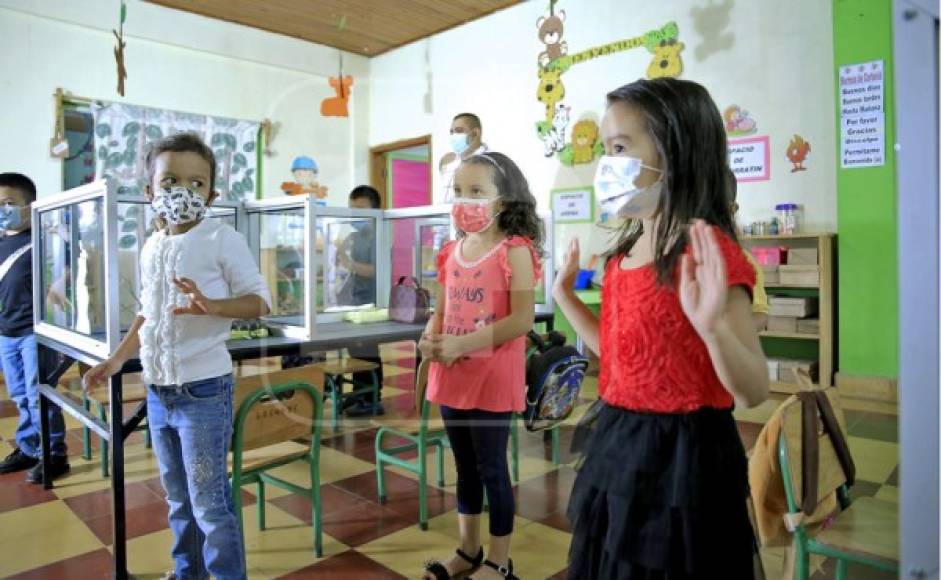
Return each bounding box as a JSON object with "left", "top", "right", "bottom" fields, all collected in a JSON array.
[{"left": 0, "top": 173, "right": 70, "bottom": 482}]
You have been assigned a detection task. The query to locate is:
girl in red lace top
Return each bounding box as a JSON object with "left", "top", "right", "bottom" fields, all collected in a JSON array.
[{"left": 555, "top": 78, "right": 769, "bottom": 579}]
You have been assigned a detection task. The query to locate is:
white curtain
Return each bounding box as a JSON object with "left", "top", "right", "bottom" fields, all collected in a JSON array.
[{"left": 91, "top": 102, "right": 261, "bottom": 201}]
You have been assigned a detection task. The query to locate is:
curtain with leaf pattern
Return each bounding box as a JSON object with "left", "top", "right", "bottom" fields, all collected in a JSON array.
[{"left": 91, "top": 102, "right": 260, "bottom": 201}]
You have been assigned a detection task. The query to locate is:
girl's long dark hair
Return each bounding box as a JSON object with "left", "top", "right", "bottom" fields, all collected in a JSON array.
[
  {"left": 459, "top": 152, "right": 545, "bottom": 256},
  {"left": 606, "top": 78, "right": 737, "bottom": 284}
]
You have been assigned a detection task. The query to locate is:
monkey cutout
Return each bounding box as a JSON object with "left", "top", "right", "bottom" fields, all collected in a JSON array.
[{"left": 537, "top": 10, "right": 568, "bottom": 68}]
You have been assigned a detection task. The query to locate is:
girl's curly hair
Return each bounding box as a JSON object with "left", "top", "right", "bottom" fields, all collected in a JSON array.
[{"left": 457, "top": 152, "right": 545, "bottom": 256}]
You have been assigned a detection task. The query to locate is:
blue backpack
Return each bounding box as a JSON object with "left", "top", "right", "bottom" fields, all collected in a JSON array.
[{"left": 524, "top": 331, "right": 590, "bottom": 432}]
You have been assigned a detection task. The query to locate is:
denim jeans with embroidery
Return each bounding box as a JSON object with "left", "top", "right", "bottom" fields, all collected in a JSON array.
[{"left": 147, "top": 374, "right": 245, "bottom": 580}]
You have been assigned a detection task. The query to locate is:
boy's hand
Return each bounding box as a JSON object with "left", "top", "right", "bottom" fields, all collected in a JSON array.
[
  {"left": 433, "top": 335, "right": 467, "bottom": 367},
  {"left": 83, "top": 358, "right": 121, "bottom": 392},
  {"left": 172, "top": 277, "right": 219, "bottom": 316}
]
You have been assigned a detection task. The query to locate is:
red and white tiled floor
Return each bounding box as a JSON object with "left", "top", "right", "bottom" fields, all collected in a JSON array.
[{"left": 0, "top": 343, "right": 899, "bottom": 578}]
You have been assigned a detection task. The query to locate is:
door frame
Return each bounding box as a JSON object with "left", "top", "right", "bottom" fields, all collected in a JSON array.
[
  {"left": 369, "top": 135, "right": 432, "bottom": 209},
  {"left": 894, "top": 0, "right": 940, "bottom": 576}
]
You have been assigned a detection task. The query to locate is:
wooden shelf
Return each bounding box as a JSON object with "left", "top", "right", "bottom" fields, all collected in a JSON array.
[
  {"left": 744, "top": 233, "right": 835, "bottom": 241},
  {"left": 770, "top": 381, "right": 801, "bottom": 394},
  {"left": 744, "top": 233, "right": 835, "bottom": 390},
  {"left": 760, "top": 331, "right": 820, "bottom": 340},
  {"left": 765, "top": 283, "right": 820, "bottom": 290}
]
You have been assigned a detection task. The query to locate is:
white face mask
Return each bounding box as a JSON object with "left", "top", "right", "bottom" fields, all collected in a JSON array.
[
  {"left": 594, "top": 155, "right": 663, "bottom": 219},
  {"left": 151, "top": 186, "right": 208, "bottom": 226}
]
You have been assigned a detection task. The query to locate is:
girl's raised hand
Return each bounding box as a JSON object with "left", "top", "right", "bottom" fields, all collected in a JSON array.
[
  {"left": 553, "top": 237, "right": 581, "bottom": 297},
  {"left": 172, "top": 277, "right": 219, "bottom": 316},
  {"left": 679, "top": 220, "right": 728, "bottom": 338}
]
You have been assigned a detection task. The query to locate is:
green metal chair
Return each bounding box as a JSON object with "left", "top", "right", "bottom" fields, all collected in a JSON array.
[
  {"left": 81, "top": 379, "right": 150, "bottom": 478},
  {"left": 373, "top": 359, "right": 520, "bottom": 530},
  {"left": 776, "top": 394, "right": 899, "bottom": 579},
  {"left": 312, "top": 355, "right": 380, "bottom": 431},
  {"left": 230, "top": 367, "right": 325, "bottom": 558}
]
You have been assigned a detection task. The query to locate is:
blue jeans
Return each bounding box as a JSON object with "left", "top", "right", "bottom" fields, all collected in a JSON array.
[
  {"left": 0, "top": 334, "right": 67, "bottom": 457},
  {"left": 147, "top": 374, "right": 246, "bottom": 580}
]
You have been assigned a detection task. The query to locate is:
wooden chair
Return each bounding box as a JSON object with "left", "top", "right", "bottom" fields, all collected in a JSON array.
[
  {"left": 229, "top": 367, "right": 325, "bottom": 557},
  {"left": 371, "top": 359, "right": 520, "bottom": 530},
  {"left": 311, "top": 355, "right": 380, "bottom": 431},
  {"left": 777, "top": 385, "right": 899, "bottom": 579}
]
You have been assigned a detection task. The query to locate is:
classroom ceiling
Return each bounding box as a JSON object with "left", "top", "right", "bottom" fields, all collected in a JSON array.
[{"left": 144, "top": 0, "right": 523, "bottom": 57}]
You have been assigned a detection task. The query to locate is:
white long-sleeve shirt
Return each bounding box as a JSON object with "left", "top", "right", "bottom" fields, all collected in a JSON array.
[{"left": 138, "top": 218, "right": 271, "bottom": 386}]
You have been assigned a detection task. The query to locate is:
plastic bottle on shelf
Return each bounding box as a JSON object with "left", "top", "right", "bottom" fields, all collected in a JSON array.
[{"left": 775, "top": 203, "right": 800, "bottom": 234}]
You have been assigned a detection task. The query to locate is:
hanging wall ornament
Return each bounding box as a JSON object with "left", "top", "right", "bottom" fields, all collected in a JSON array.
[
  {"left": 113, "top": 0, "right": 128, "bottom": 97},
  {"left": 321, "top": 15, "right": 353, "bottom": 118}
]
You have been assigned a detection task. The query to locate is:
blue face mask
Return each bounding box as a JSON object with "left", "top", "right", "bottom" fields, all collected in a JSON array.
[
  {"left": 0, "top": 205, "right": 23, "bottom": 230},
  {"left": 450, "top": 133, "right": 470, "bottom": 155}
]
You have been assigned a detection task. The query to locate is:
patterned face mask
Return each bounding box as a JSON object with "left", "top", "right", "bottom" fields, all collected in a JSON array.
[{"left": 151, "top": 186, "right": 208, "bottom": 225}]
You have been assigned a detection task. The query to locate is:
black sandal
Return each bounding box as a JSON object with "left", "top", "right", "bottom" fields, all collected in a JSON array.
[
  {"left": 423, "top": 547, "right": 484, "bottom": 580},
  {"left": 472, "top": 558, "right": 518, "bottom": 579}
]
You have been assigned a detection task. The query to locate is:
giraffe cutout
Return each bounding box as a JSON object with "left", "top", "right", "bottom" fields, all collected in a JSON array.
[{"left": 321, "top": 76, "right": 354, "bottom": 117}]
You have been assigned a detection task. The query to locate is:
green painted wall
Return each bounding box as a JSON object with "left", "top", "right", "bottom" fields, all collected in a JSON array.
[{"left": 833, "top": 0, "right": 899, "bottom": 378}]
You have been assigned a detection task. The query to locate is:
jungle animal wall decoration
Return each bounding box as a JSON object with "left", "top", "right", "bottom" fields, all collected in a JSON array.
[
  {"left": 537, "top": 0, "right": 567, "bottom": 68},
  {"left": 534, "top": 3, "right": 684, "bottom": 166}
]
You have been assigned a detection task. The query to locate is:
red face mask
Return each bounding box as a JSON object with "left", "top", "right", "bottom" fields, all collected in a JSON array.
[{"left": 452, "top": 198, "right": 498, "bottom": 233}]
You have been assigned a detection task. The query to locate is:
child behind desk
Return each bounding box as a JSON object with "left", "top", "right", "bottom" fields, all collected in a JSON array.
[{"left": 85, "top": 133, "right": 271, "bottom": 580}]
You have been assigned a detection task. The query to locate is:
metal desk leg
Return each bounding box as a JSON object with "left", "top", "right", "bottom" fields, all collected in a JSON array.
[
  {"left": 110, "top": 373, "right": 128, "bottom": 580},
  {"left": 39, "top": 389, "right": 53, "bottom": 490}
]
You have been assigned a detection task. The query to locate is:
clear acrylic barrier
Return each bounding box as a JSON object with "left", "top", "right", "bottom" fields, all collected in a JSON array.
[
  {"left": 33, "top": 179, "right": 241, "bottom": 359},
  {"left": 384, "top": 206, "right": 453, "bottom": 309},
  {"left": 244, "top": 196, "right": 385, "bottom": 339},
  {"left": 33, "top": 180, "right": 118, "bottom": 359},
  {"left": 115, "top": 200, "right": 239, "bottom": 329}
]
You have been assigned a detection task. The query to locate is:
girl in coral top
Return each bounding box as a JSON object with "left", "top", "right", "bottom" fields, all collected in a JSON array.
[
  {"left": 420, "top": 152, "right": 542, "bottom": 580},
  {"left": 555, "top": 78, "right": 769, "bottom": 579}
]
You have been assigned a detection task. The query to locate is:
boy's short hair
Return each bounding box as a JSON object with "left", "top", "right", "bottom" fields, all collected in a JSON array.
[
  {"left": 349, "top": 185, "right": 382, "bottom": 209},
  {"left": 0, "top": 172, "right": 37, "bottom": 203},
  {"left": 453, "top": 113, "right": 482, "bottom": 132},
  {"left": 144, "top": 132, "right": 216, "bottom": 190}
]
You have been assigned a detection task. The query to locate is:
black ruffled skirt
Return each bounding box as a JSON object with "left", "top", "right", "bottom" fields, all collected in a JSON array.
[{"left": 566, "top": 403, "right": 758, "bottom": 580}]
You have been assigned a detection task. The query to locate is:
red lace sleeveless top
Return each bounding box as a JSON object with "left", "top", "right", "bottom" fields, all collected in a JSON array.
[{"left": 599, "top": 227, "right": 755, "bottom": 413}]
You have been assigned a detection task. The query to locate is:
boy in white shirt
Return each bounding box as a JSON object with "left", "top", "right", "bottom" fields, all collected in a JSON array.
[{"left": 85, "top": 133, "right": 270, "bottom": 580}]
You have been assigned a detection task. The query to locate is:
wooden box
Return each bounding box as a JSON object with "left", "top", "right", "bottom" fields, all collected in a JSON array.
[
  {"left": 767, "top": 359, "right": 780, "bottom": 381},
  {"left": 752, "top": 246, "right": 788, "bottom": 266},
  {"left": 768, "top": 316, "right": 798, "bottom": 333},
  {"left": 779, "top": 265, "right": 820, "bottom": 286},
  {"left": 762, "top": 265, "right": 780, "bottom": 285},
  {"left": 797, "top": 318, "right": 820, "bottom": 334},
  {"left": 778, "top": 360, "right": 819, "bottom": 384},
  {"left": 787, "top": 248, "right": 819, "bottom": 265},
  {"left": 769, "top": 296, "right": 818, "bottom": 318}
]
